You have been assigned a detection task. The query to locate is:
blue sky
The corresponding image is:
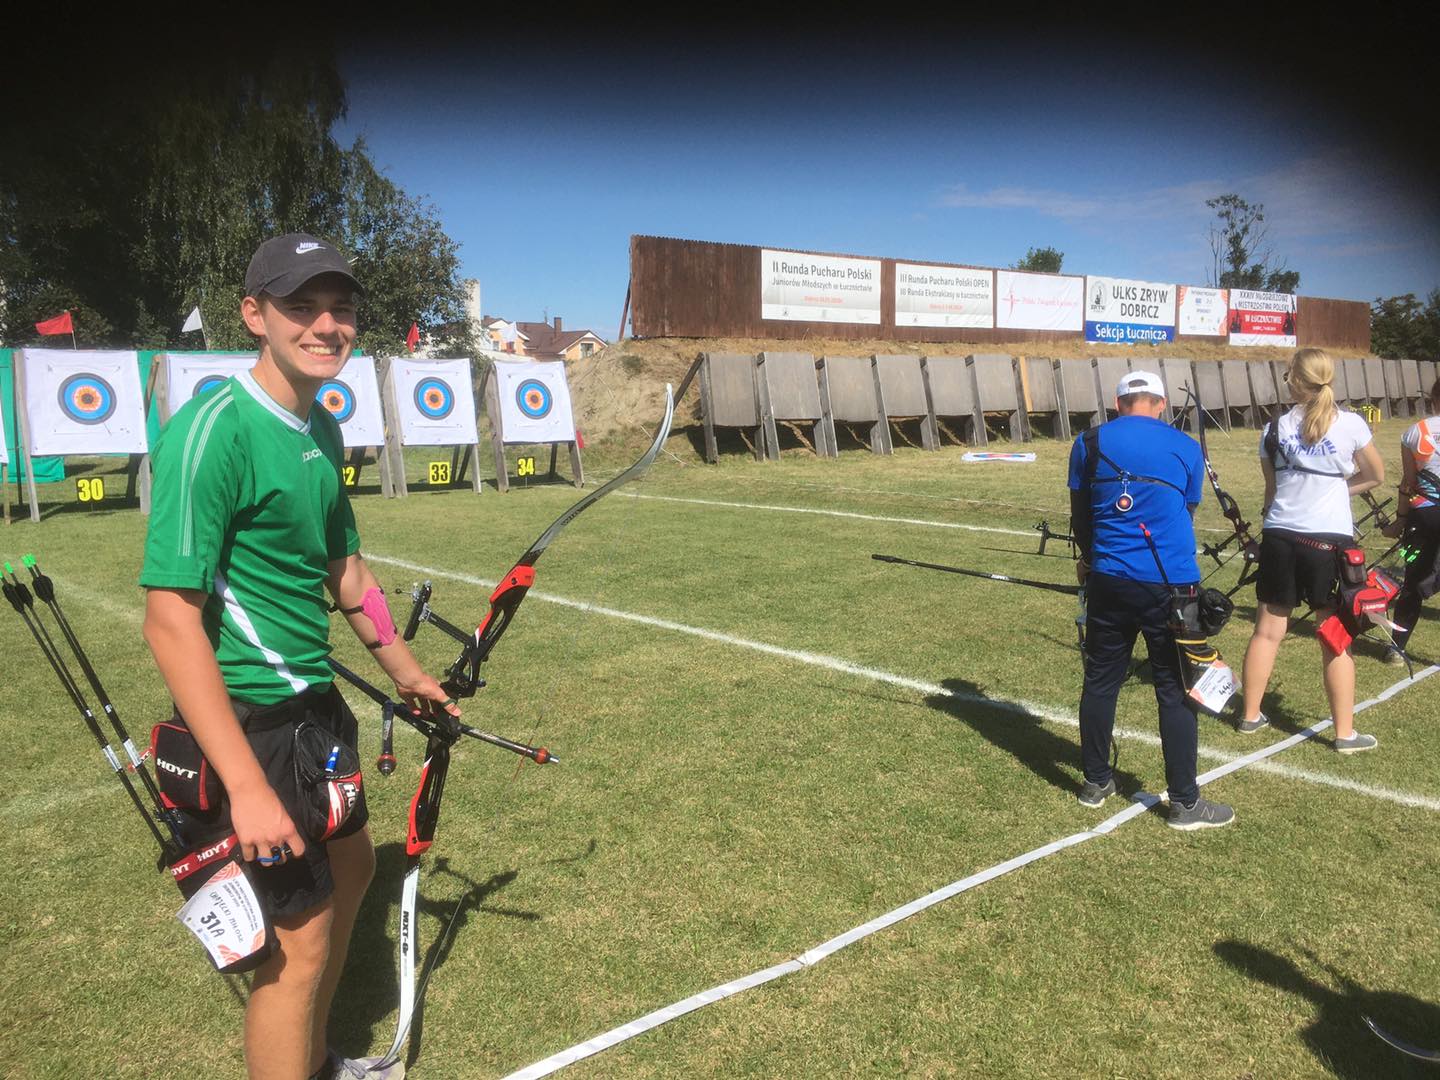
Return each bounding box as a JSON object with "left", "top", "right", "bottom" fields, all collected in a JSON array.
[{"left": 336, "top": 28, "right": 1438, "bottom": 340}]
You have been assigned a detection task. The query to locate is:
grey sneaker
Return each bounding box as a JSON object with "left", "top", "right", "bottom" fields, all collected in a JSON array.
[
  {"left": 1167, "top": 796, "right": 1235, "bottom": 831},
  {"left": 1236, "top": 712, "right": 1270, "bottom": 734},
  {"left": 1077, "top": 777, "right": 1116, "bottom": 807},
  {"left": 1334, "top": 732, "right": 1378, "bottom": 754},
  {"left": 1382, "top": 646, "right": 1407, "bottom": 667},
  {"left": 326, "top": 1052, "right": 405, "bottom": 1079}
]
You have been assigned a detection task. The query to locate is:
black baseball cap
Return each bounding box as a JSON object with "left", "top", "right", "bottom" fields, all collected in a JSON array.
[{"left": 245, "top": 232, "right": 362, "bottom": 298}]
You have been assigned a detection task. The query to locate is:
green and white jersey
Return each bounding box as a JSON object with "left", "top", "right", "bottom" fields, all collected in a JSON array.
[{"left": 141, "top": 370, "right": 359, "bottom": 704}]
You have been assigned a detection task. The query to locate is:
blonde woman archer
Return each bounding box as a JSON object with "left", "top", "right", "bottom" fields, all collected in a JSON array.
[{"left": 1235, "top": 349, "right": 1385, "bottom": 752}]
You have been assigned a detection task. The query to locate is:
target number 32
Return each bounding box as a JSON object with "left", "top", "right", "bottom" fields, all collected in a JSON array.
[
  {"left": 428, "top": 461, "right": 451, "bottom": 485},
  {"left": 517, "top": 456, "right": 536, "bottom": 477},
  {"left": 342, "top": 466, "right": 358, "bottom": 488},
  {"left": 76, "top": 477, "right": 106, "bottom": 503}
]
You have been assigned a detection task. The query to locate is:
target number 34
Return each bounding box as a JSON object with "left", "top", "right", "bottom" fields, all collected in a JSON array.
[
  {"left": 428, "top": 461, "right": 451, "bottom": 485},
  {"left": 517, "top": 456, "right": 536, "bottom": 477},
  {"left": 76, "top": 477, "right": 106, "bottom": 503}
]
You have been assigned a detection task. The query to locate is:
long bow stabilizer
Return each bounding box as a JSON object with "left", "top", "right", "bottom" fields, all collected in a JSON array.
[
  {"left": 1180, "top": 383, "right": 1263, "bottom": 597},
  {"left": 872, "top": 552, "right": 1082, "bottom": 595}
]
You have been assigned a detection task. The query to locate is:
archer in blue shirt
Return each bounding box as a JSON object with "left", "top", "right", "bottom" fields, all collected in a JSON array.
[{"left": 1066, "top": 370, "right": 1233, "bottom": 831}]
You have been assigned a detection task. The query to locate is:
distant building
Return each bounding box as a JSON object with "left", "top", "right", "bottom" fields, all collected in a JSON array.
[
  {"left": 481, "top": 317, "right": 530, "bottom": 356},
  {"left": 514, "top": 317, "right": 607, "bottom": 362}
]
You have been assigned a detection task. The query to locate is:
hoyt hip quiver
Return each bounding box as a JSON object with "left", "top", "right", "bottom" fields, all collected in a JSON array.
[{"left": 3, "top": 557, "right": 275, "bottom": 974}]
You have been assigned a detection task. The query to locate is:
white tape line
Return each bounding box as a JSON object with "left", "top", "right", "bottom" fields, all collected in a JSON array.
[
  {"left": 366, "top": 553, "right": 1440, "bottom": 813},
  {"left": 501, "top": 665, "right": 1434, "bottom": 1080},
  {"left": 617, "top": 491, "right": 1215, "bottom": 560},
  {"left": 616, "top": 491, "right": 1036, "bottom": 538},
  {"left": 502, "top": 962, "right": 805, "bottom": 1080}
]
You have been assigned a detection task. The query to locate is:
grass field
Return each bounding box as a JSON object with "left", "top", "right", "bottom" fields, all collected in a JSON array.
[{"left": 2, "top": 411, "right": 1438, "bottom": 1079}]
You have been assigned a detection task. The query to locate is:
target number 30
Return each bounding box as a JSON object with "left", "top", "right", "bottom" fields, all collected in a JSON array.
[
  {"left": 428, "top": 461, "right": 451, "bottom": 485},
  {"left": 517, "top": 456, "right": 536, "bottom": 477},
  {"left": 76, "top": 477, "right": 106, "bottom": 503}
]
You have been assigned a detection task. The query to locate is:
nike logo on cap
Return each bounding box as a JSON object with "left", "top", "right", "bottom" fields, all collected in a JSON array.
[{"left": 295, "top": 242, "right": 324, "bottom": 254}]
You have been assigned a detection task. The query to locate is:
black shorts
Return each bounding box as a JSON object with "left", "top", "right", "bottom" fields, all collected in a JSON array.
[
  {"left": 1254, "top": 528, "right": 1352, "bottom": 610},
  {"left": 176, "top": 683, "right": 370, "bottom": 919}
]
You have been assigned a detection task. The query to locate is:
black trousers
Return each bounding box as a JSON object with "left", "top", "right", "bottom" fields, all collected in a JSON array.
[
  {"left": 1393, "top": 505, "right": 1440, "bottom": 652},
  {"left": 1080, "top": 571, "right": 1200, "bottom": 806}
]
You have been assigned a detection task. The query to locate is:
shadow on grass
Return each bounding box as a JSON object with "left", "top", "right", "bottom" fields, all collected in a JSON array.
[
  {"left": 924, "top": 677, "right": 1146, "bottom": 801},
  {"left": 329, "top": 842, "right": 539, "bottom": 1062},
  {"left": 1214, "top": 940, "right": 1440, "bottom": 1078}
]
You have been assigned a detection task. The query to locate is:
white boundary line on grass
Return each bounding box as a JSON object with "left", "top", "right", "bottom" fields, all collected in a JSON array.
[
  {"left": 500, "top": 672, "right": 1433, "bottom": 1080},
  {"left": 616, "top": 491, "right": 1216, "bottom": 556},
  {"left": 615, "top": 492, "right": 1036, "bottom": 537},
  {"left": 366, "top": 553, "right": 1440, "bottom": 813}
]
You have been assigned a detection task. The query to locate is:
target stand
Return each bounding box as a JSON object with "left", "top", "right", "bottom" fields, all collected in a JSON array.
[
  {"left": 15, "top": 349, "right": 150, "bottom": 523},
  {"left": 379, "top": 357, "right": 483, "bottom": 498},
  {"left": 479, "top": 364, "right": 583, "bottom": 494}
]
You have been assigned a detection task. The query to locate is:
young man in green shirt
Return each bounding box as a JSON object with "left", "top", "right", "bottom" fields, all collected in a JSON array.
[{"left": 142, "top": 234, "right": 454, "bottom": 1079}]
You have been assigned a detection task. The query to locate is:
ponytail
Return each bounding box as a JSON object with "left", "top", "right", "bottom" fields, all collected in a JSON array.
[{"left": 1288, "top": 348, "right": 1339, "bottom": 445}]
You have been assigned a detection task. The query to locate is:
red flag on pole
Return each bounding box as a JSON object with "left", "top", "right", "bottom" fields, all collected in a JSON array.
[
  {"left": 35, "top": 311, "right": 74, "bottom": 336},
  {"left": 405, "top": 322, "right": 420, "bottom": 354}
]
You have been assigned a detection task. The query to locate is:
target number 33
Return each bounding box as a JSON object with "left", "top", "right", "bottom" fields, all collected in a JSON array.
[
  {"left": 428, "top": 461, "right": 451, "bottom": 485},
  {"left": 76, "top": 477, "right": 106, "bottom": 503},
  {"left": 517, "top": 456, "right": 536, "bottom": 477}
]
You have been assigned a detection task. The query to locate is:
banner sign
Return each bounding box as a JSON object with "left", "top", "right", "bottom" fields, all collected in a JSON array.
[
  {"left": 994, "top": 271, "right": 1083, "bottom": 331},
  {"left": 492, "top": 360, "right": 576, "bottom": 444},
  {"left": 315, "top": 355, "right": 384, "bottom": 448},
  {"left": 1229, "top": 289, "right": 1297, "bottom": 347},
  {"left": 760, "top": 249, "right": 881, "bottom": 324},
  {"left": 895, "top": 264, "right": 994, "bottom": 328},
  {"left": 1177, "top": 286, "right": 1229, "bottom": 337},
  {"left": 20, "top": 349, "right": 148, "bottom": 456},
  {"left": 1083, "top": 276, "right": 1176, "bottom": 344},
  {"left": 0, "top": 390, "right": 8, "bottom": 465},
  {"left": 163, "top": 353, "right": 254, "bottom": 417},
  {"left": 388, "top": 358, "right": 479, "bottom": 446}
]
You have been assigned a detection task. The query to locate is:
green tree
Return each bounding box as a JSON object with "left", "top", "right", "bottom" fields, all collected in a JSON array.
[
  {"left": 1205, "top": 193, "right": 1300, "bottom": 294},
  {"left": 1370, "top": 290, "right": 1440, "bottom": 359},
  {"left": 1011, "top": 246, "right": 1064, "bottom": 273},
  {"left": 0, "top": 45, "right": 475, "bottom": 357}
]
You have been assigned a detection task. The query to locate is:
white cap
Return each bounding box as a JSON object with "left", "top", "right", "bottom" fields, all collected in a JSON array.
[{"left": 1116, "top": 370, "right": 1166, "bottom": 399}]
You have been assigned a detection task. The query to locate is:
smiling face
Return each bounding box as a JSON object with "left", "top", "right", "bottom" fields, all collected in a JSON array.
[{"left": 241, "top": 273, "right": 358, "bottom": 394}]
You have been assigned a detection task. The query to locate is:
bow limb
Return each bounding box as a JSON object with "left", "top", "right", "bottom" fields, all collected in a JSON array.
[
  {"left": 1182, "top": 383, "right": 1262, "bottom": 593},
  {"left": 440, "top": 386, "right": 675, "bottom": 695}
]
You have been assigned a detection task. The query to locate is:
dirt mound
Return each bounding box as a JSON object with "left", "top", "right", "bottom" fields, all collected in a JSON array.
[{"left": 564, "top": 335, "right": 1366, "bottom": 448}]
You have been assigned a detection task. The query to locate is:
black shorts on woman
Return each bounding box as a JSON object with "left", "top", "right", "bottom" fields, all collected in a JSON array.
[
  {"left": 171, "top": 683, "right": 369, "bottom": 918},
  {"left": 1254, "top": 527, "right": 1353, "bottom": 611}
]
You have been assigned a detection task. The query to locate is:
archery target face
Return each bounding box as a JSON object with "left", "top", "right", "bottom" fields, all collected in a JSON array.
[
  {"left": 493, "top": 361, "right": 575, "bottom": 444},
  {"left": 320, "top": 356, "right": 384, "bottom": 448},
  {"left": 414, "top": 376, "right": 456, "bottom": 420},
  {"left": 162, "top": 353, "right": 255, "bottom": 418},
  {"left": 193, "top": 374, "right": 229, "bottom": 399},
  {"left": 318, "top": 380, "right": 357, "bottom": 423},
  {"left": 20, "top": 349, "right": 148, "bottom": 455},
  {"left": 389, "top": 358, "right": 478, "bottom": 446},
  {"left": 58, "top": 373, "right": 117, "bottom": 424},
  {"left": 516, "top": 378, "right": 553, "bottom": 419}
]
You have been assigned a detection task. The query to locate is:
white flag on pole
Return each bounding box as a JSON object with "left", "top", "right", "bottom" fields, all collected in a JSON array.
[{"left": 181, "top": 306, "right": 204, "bottom": 334}]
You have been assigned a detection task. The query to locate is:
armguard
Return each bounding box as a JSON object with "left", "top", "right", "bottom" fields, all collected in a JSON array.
[{"left": 341, "top": 587, "right": 398, "bottom": 649}]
